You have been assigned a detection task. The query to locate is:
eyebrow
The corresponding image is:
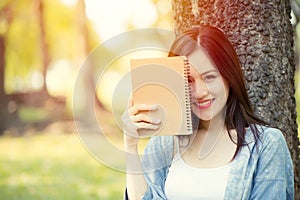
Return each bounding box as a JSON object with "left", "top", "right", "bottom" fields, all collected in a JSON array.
[{"left": 199, "top": 69, "right": 218, "bottom": 76}]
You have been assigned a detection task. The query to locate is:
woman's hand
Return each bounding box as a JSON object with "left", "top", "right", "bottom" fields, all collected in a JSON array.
[
  {"left": 122, "top": 101, "right": 161, "bottom": 150},
  {"left": 122, "top": 101, "right": 159, "bottom": 199}
]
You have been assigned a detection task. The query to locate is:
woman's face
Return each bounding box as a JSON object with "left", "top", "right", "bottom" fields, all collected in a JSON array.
[{"left": 188, "top": 47, "right": 229, "bottom": 122}]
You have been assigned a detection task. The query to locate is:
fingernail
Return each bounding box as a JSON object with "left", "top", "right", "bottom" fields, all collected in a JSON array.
[
  {"left": 150, "top": 105, "right": 157, "bottom": 110},
  {"left": 153, "top": 119, "right": 161, "bottom": 124}
]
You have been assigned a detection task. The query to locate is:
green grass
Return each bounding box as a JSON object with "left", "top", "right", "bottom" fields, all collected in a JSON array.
[
  {"left": 0, "top": 128, "right": 126, "bottom": 200},
  {"left": 18, "top": 107, "right": 50, "bottom": 123}
]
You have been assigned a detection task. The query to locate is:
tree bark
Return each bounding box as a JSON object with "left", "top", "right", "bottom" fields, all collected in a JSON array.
[
  {"left": 171, "top": 0, "right": 299, "bottom": 196},
  {"left": 36, "top": 0, "right": 50, "bottom": 97}
]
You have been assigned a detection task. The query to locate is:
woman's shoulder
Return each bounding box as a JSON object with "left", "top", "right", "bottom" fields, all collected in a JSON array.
[
  {"left": 246, "top": 124, "right": 283, "bottom": 139},
  {"left": 255, "top": 125, "right": 285, "bottom": 142},
  {"left": 246, "top": 124, "right": 288, "bottom": 151}
]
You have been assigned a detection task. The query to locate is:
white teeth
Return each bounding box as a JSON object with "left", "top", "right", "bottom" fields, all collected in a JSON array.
[
  {"left": 198, "top": 101, "right": 211, "bottom": 106},
  {"left": 193, "top": 99, "right": 213, "bottom": 107}
]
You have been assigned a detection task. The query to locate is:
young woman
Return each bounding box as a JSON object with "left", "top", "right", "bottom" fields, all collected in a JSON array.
[{"left": 122, "top": 25, "right": 294, "bottom": 199}]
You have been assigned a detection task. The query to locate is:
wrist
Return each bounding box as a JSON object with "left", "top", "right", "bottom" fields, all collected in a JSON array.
[
  {"left": 124, "top": 141, "right": 138, "bottom": 153},
  {"left": 124, "top": 144, "right": 138, "bottom": 153}
]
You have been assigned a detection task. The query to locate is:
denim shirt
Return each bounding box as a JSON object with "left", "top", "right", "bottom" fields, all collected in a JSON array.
[{"left": 125, "top": 126, "right": 294, "bottom": 199}]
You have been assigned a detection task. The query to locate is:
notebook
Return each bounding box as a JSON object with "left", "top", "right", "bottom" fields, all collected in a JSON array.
[{"left": 130, "top": 56, "right": 193, "bottom": 136}]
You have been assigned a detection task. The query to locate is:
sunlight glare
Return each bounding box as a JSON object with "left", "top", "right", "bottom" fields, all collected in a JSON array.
[
  {"left": 46, "top": 60, "right": 75, "bottom": 97},
  {"left": 60, "top": 0, "right": 77, "bottom": 7},
  {"left": 130, "top": 0, "right": 157, "bottom": 27},
  {"left": 30, "top": 71, "right": 44, "bottom": 90},
  {"left": 85, "top": 0, "right": 157, "bottom": 40}
]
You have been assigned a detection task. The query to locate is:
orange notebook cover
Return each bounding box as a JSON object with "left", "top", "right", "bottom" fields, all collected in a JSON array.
[{"left": 130, "top": 56, "right": 192, "bottom": 136}]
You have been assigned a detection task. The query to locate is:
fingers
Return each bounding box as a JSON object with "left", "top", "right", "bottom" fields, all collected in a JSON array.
[
  {"left": 128, "top": 104, "right": 157, "bottom": 116},
  {"left": 131, "top": 113, "right": 161, "bottom": 124},
  {"left": 122, "top": 103, "right": 161, "bottom": 137},
  {"left": 129, "top": 104, "right": 161, "bottom": 129},
  {"left": 133, "top": 122, "right": 160, "bottom": 130}
]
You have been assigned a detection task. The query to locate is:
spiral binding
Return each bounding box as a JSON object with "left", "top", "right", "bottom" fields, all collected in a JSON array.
[{"left": 183, "top": 58, "right": 192, "bottom": 133}]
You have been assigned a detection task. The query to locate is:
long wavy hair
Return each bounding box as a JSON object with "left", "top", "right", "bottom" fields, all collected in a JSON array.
[{"left": 168, "top": 25, "right": 267, "bottom": 158}]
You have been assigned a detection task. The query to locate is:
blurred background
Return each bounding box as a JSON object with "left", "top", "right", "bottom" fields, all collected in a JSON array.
[
  {"left": 0, "top": 0, "right": 172, "bottom": 199},
  {"left": 0, "top": 0, "right": 300, "bottom": 199}
]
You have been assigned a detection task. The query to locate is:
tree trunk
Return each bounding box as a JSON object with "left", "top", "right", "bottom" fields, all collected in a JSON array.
[
  {"left": 0, "top": 35, "right": 5, "bottom": 104},
  {"left": 77, "top": 0, "right": 105, "bottom": 113},
  {"left": 0, "top": 35, "right": 19, "bottom": 134},
  {"left": 0, "top": 3, "right": 15, "bottom": 133},
  {"left": 36, "top": 0, "right": 50, "bottom": 97},
  {"left": 0, "top": 35, "right": 8, "bottom": 132},
  {"left": 171, "top": 0, "right": 299, "bottom": 196}
]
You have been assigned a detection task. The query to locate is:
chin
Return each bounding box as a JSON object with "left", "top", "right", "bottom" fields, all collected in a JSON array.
[{"left": 192, "top": 109, "right": 213, "bottom": 121}]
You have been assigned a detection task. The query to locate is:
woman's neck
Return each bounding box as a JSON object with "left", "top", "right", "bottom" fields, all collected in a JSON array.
[{"left": 199, "top": 116, "right": 226, "bottom": 134}]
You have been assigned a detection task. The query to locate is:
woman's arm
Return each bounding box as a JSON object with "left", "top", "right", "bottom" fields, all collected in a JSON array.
[
  {"left": 124, "top": 135, "right": 147, "bottom": 200},
  {"left": 122, "top": 103, "right": 160, "bottom": 199}
]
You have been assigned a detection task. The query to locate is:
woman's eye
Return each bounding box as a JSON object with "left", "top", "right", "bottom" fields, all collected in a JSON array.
[{"left": 204, "top": 74, "right": 217, "bottom": 81}]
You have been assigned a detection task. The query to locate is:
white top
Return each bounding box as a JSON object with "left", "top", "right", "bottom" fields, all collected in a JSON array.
[{"left": 165, "top": 154, "right": 231, "bottom": 200}]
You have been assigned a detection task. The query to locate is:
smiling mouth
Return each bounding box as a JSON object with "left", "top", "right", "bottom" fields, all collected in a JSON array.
[{"left": 193, "top": 99, "right": 214, "bottom": 109}]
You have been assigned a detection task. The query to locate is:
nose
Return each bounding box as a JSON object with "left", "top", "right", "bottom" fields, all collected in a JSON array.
[{"left": 191, "top": 79, "right": 209, "bottom": 98}]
